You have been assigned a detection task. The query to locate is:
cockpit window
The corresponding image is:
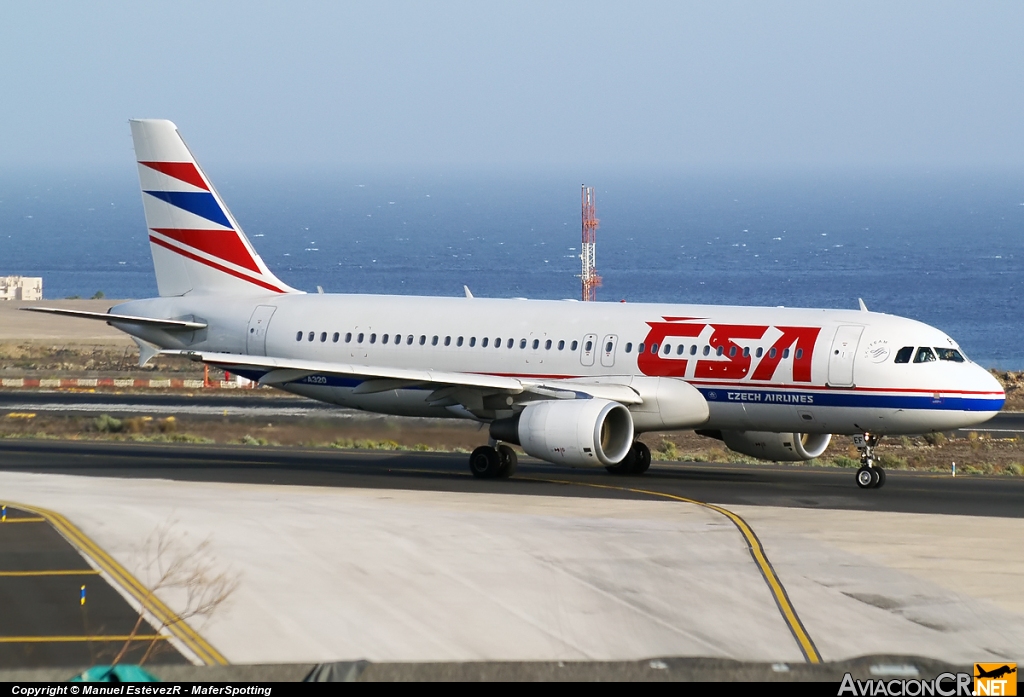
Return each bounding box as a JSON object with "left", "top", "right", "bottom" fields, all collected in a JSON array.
[
  {"left": 934, "top": 348, "right": 965, "bottom": 362},
  {"left": 913, "top": 347, "right": 936, "bottom": 363},
  {"left": 894, "top": 346, "right": 913, "bottom": 364}
]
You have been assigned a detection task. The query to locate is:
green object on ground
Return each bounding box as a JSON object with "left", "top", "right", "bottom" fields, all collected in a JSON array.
[{"left": 70, "top": 665, "right": 161, "bottom": 682}]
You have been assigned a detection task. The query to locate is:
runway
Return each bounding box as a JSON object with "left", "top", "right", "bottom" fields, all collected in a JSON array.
[{"left": 2, "top": 440, "right": 1022, "bottom": 667}]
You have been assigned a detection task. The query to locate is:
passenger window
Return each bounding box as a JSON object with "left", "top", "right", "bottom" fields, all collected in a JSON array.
[
  {"left": 716, "top": 346, "right": 724, "bottom": 357},
  {"left": 520, "top": 339, "right": 527, "bottom": 349},
  {"left": 571, "top": 340, "right": 579, "bottom": 351},
  {"left": 894, "top": 346, "right": 913, "bottom": 363},
  {"left": 768, "top": 347, "right": 776, "bottom": 359},
  {"left": 662, "top": 344, "right": 671, "bottom": 355},
  {"left": 607, "top": 341, "right": 614, "bottom": 353},
  {"left": 382, "top": 334, "right": 389, "bottom": 345},
  {"left": 308, "top": 331, "right": 315, "bottom": 342},
  {"left": 482, "top": 337, "right": 489, "bottom": 347},
  {"left": 703, "top": 345, "right": 711, "bottom": 356},
  {"left": 651, "top": 343, "right": 659, "bottom": 354},
  {"left": 369, "top": 333, "right": 376, "bottom": 344},
  {"left": 755, "top": 347, "right": 763, "bottom": 358},
  {"left": 457, "top": 336, "right": 464, "bottom": 347},
  {"left": 495, "top": 337, "right": 501, "bottom": 348},
  {"left": 469, "top": 337, "right": 476, "bottom": 347},
  {"left": 914, "top": 347, "right": 936, "bottom": 363},
  {"left": 625, "top": 342, "right": 632, "bottom": 353},
  {"left": 332, "top": 332, "right": 339, "bottom": 343},
  {"left": 345, "top": 332, "right": 352, "bottom": 343},
  {"left": 558, "top": 340, "right": 565, "bottom": 350},
  {"left": 545, "top": 339, "right": 552, "bottom": 350},
  {"left": 795, "top": 348, "right": 803, "bottom": 359},
  {"left": 677, "top": 345, "right": 685, "bottom": 355},
  {"left": 407, "top": 335, "right": 414, "bottom": 345},
  {"left": 507, "top": 338, "right": 514, "bottom": 349},
  {"left": 585, "top": 340, "right": 593, "bottom": 351},
  {"left": 638, "top": 342, "right": 645, "bottom": 354},
  {"left": 296, "top": 331, "right": 302, "bottom": 342},
  {"left": 431, "top": 336, "right": 439, "bottom": 346},
  {"left": 783, "top": 348, "right": 790, "bottom": 359},
  {"left": 532, "top": 339, "right": 539, "bottom": 350},
  {"left": 728, "top": 346, "right": 736, "bottom": 358},
  {"left": 320, "top": 332, "right": 327, "bottom": 342},
  {"left": 419, "top": 335, "right": 426, "bottom": 345},
  {"left": 444, "top": 336, "right": 451, "bottom": 346},
  {"left": 356, "top": 333, "right": 364, "bottom": 343},
  {"left": 935, "top": 348, "right": 965, "bottom": 362},
  {"left": 690, "top": 345, "right": 697, "bottom": 355},
  {"left": 742, "top": 347, "right": 749, "bottom": 358}
]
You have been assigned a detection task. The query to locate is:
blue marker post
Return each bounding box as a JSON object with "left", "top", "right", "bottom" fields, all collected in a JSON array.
[
  {"left": 1, "top": 505, "right": 6, "bottom": 522},
  {"left": 80, "top": 585, "right": 86, "bottom": 606},
  {"left": 952, "top": 461, "right": 956, "bottom": 477}
]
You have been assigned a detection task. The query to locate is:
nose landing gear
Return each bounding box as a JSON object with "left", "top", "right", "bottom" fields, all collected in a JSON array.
[{"left": 853, "top": 433, "right": 886, "bottom": 489}]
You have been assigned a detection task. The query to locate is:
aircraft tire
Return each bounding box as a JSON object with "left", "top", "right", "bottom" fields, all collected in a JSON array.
[
  {"left": 855, "top": 466, "right": 875, "bottom": 489},
  {"left": 632, "top": 441, "right": 652, "bottom": 474},
  {"left": 496, "top": 445, "right": 518, "bottom": 478},
  {"left": 469, "top": 445, "right": 502, "bottom": 479},
  {"left": 873, "top": 467, "right": 886, "bottom": 488}
]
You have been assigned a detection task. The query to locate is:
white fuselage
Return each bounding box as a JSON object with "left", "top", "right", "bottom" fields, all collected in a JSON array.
[{"left": 112, "top": 292, "right": 1004, "bottom": 436}]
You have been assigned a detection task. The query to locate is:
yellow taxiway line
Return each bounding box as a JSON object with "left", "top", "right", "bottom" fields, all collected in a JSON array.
[
  {"left": 8, "top": 503, "right": 228, "bottom": 666},
  {"left": 521, "top": 476, "right": 823, "bottom": 664},
  {"left": 0, "top": 569, "right": 100, "bottom": 577}
]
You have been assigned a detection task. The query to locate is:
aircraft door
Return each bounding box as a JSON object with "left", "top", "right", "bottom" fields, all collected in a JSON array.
[
  {"left": 600, "top": 334, "right": 618, "bottom": 367},
  {"left": 828, "top": 325, "right": 864, "bottom": 387},
  {"left": 246, "top": 305, "right": 277, "bottom": 356},
  {"left": 580, "top": 333, "right": 597, "bottom": 367}
]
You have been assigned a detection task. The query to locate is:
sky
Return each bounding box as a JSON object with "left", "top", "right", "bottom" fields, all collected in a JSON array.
[{"left": 1, "top": 2, "right": 1023, "bottom": 171}]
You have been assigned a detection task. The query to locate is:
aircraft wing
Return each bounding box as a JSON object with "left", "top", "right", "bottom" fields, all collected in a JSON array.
[{"left": 174, "top": 351, "right": 642, "bottom": 412}]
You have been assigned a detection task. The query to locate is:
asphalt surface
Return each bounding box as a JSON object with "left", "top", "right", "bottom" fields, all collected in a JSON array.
[
  {"left": 0, "top": 505, "right": 188, "bottom": 668},
  {"left": 1, "top": 439, "right": 1021, "bottom": 518},
  {"left": 0, "top": 391, "right": 1021, "bottom": 433}
]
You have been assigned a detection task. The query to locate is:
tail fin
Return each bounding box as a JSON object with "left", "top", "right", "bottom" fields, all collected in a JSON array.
[{"left": 129, "top": 119, "right": 298, "bottom": 296}]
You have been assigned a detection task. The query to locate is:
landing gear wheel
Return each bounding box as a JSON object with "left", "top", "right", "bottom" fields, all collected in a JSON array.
[
  {"left": 632, "top": 441, "right": 652, "bottom": 474},
  {"left": 469, "top": 445, "right": 502, "bottom": 479},
  {"left": 496, "top": 444, "right": 518, "bottom": 478},
  {"left": 856, "top": 466, "right": 875, "bottom": 489},
  {"left": 873, "top": 467, "right": 886, "bottom": 488}
]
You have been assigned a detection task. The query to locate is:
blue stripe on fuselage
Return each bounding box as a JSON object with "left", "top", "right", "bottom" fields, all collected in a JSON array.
[{"left": 700, "top": 387, "right": 1003, "bottom": 412}]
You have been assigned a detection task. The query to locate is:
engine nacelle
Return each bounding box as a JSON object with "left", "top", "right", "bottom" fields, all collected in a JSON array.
[
  {"left": 490, "top": 398, "right": 634, "bottom": 467},
  {"left": 717, "top": 430, "right": 832, "bottom": 462}
]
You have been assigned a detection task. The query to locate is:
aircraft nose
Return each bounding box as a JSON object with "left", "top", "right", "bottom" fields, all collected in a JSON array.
[{"left": 971, "top": 363, "right": 1005, "bottom": 409}]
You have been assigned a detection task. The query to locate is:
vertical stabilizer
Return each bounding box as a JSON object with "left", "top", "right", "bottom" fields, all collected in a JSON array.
[{"left": 129, "top": 119, "right": 298, "bottom": 296}]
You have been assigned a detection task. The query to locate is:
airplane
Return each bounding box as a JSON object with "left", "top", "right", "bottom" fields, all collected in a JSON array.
[{"left": 25, "top": 120, "right": 1005, "bottom": 489}]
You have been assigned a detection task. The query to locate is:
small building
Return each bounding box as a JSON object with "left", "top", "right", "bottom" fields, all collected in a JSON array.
[{"left": 0, "top": 276, "right": 43, "bottom": 301}]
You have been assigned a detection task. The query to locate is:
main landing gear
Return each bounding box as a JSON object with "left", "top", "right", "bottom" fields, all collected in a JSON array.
[
  {"left": 606, "top": 440, "right": 652, "bottom": 476},
  {"left": 469, "top": 442, "right": 518, "bottom": 479},
  {"left": 853, "top": 433, "right": 886, "bottom": 489}
]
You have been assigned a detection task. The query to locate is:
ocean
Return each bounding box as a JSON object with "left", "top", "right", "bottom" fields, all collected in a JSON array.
[{"left": 2, "top": 167, "right": 1022, "bottom": 368}]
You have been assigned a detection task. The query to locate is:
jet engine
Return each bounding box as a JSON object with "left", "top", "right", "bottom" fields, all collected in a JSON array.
[
  {"left": 700, "top": 430, "right": 832, "bottom": 462},
  {"left": 489, "top": 398, "right": 634, "bottom": 467}
]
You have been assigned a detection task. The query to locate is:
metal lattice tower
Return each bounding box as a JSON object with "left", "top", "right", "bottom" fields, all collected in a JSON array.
[{"left": 579, "top": 185, "right": 601, "bottom": 301}]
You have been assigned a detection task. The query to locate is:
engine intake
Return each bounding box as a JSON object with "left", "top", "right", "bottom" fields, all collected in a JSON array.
[
  {"left": 709, "top": 430, "right": 832, "bottom": 462},
  {"left": 490, "top": 398, "right": 634, "bottom": 467}
]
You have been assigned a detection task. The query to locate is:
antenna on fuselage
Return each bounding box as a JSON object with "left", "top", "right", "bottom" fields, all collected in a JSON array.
[{"left": 858, "top": 298, "right": 868, "bottom": 312}]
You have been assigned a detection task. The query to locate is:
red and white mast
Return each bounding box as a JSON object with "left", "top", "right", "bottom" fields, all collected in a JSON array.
[{"left": 579, "top": 185, "right": 601, "bottom": 301}]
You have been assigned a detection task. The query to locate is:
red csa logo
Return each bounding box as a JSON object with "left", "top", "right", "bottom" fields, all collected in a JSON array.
[{"left": 637, "top": 317, "right": 821, "bottom": 382}]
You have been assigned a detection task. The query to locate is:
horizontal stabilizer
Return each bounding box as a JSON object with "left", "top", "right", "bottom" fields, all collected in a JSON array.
[{"left": 21, "top": 307, "right": 207, "bottom": 330}]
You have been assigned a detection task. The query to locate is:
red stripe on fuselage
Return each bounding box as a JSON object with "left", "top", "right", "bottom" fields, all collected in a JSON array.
[
  {"left": 149, "top": 235, "right": 286, "bottom": 293},
  {"left": 151, "top": 228, "right": 259, "bottom": 273},
  {"left": 139, "top": 161, "right": 209, "bottom": 191}
]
